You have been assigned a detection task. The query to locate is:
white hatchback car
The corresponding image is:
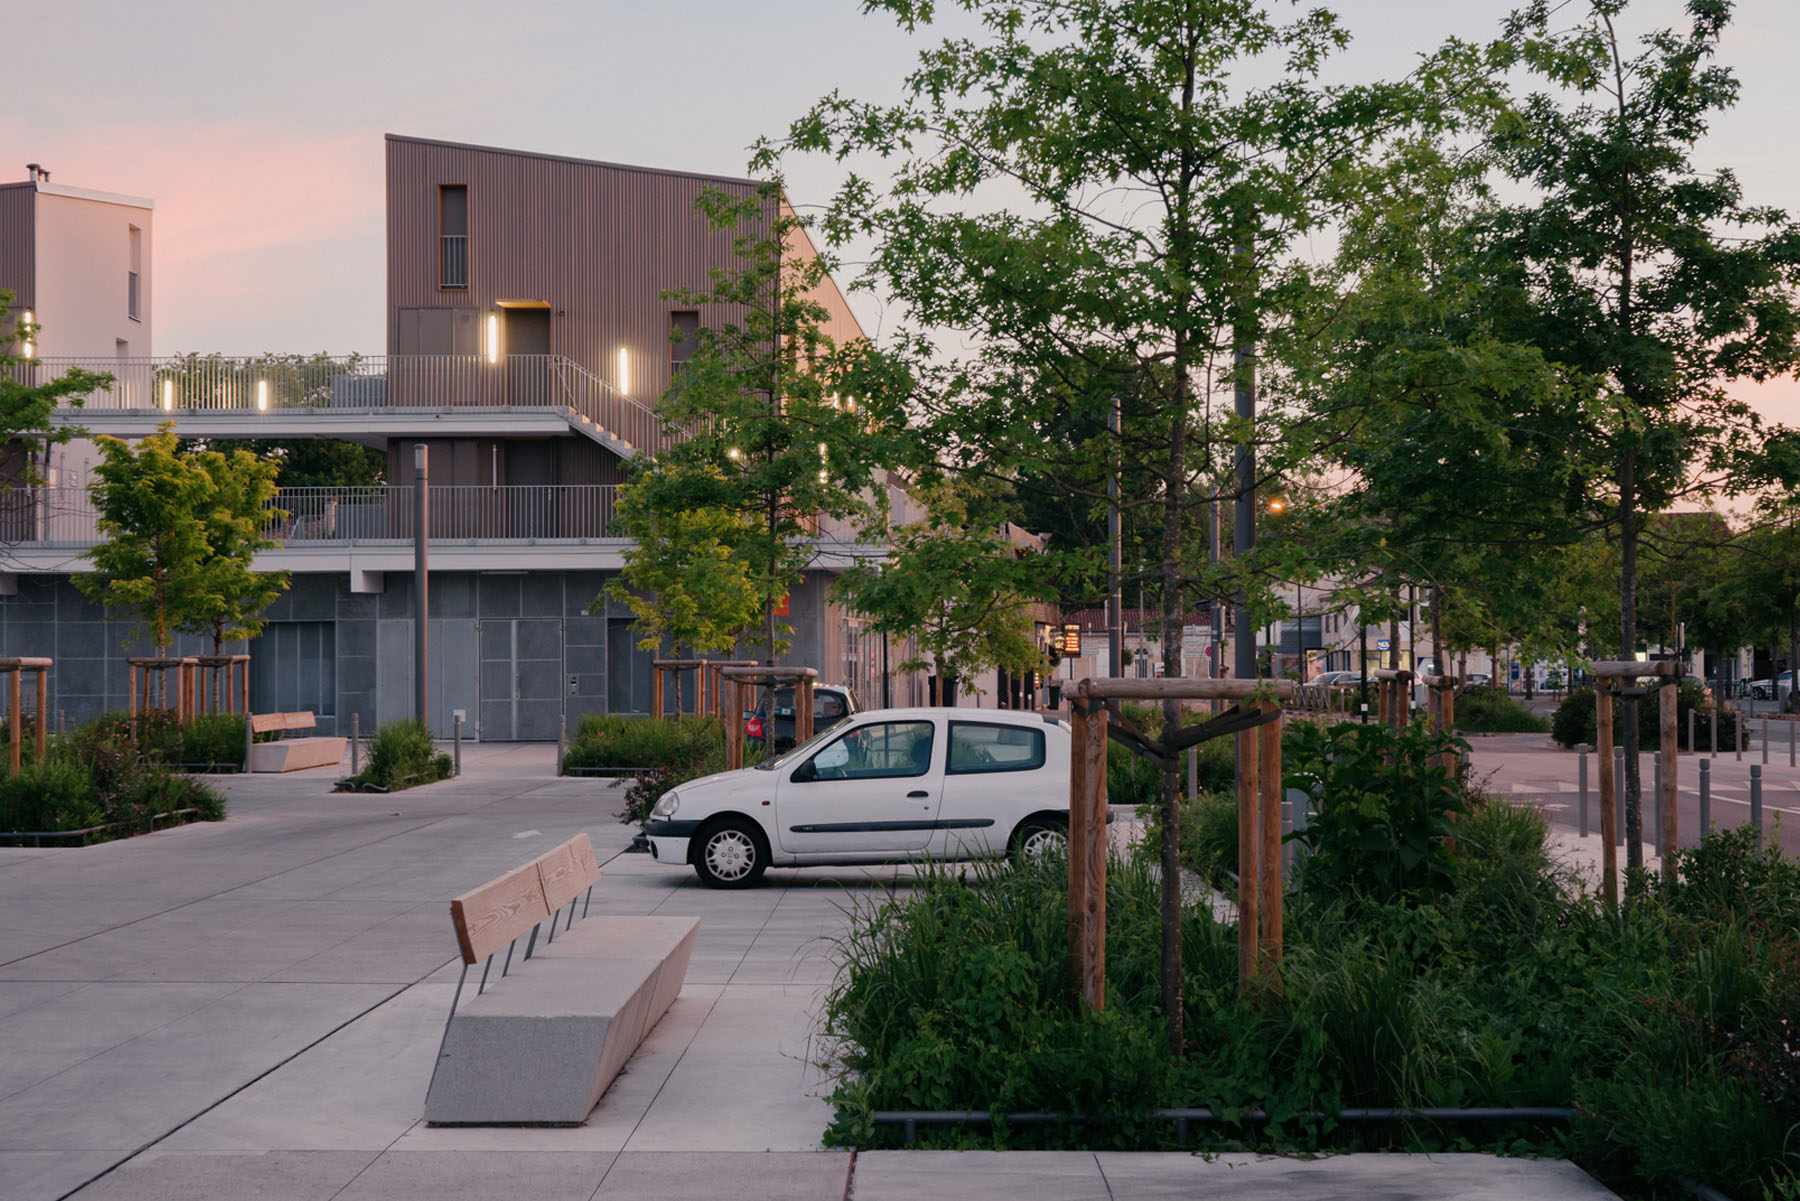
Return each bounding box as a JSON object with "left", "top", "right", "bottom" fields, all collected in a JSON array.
[{"left": 644, "top": 707, "right": 1072, "bottom": 888}]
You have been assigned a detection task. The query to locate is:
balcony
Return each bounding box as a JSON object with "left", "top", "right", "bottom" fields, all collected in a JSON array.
[
  {"left": 0, "top": 484, "right": 620, "bottom": 551},
  {"left": 12, "top": 353, "right": 671, "bottom": 458}
]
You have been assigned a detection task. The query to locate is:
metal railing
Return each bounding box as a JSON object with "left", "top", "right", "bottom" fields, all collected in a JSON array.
[
  {"left": 440, "top": 235, "right": 468, "bottom": 288},
  {"left": 0, "top": 484, "right": 619, "bottom": 549},
  {"left": 10, "top": 353, "right": 676, "bottom": 454}
]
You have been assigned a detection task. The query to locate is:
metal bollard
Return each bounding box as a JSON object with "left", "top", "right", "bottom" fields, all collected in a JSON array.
[
  {"left": 351, "top": 712, "right": 360, "bottom": 776},
  {"left": 1687, "top": 709, "right": 1694, "bottom": 754},
  {"left": 1711, "top": 709, "right": 1718, "bottom": 757},
  {"left": 1614, "top": 747, "right": 1626, "bottom": 847},
  {"left": 556, "top": 713, "right": 565, "bottom": 778},
  {"left": 1791, "top": 718, "right": 1797, "bottom": 768},
  {"left": 1577, "top": 743, "right": 1589, "bottom": 838},
  {"left": 1750, "top": 765, "right": 1763, "bottom": 850},
  {"left": 1699, "top": 758, "right": 1710, "bottom": 835},
  {"left": 1736, "top": 706, "right": 1743, "bottom": 761},
  {"left": 454, "top": 713, "right": 463, "bottom": 777},
  {"left": 1188, "top": 747, "right": 1198, "bottom": 801},
  {"left": 1653, "top": 752, "right": 1663, "bottom": 858},
  {"left": 1762, "top": 717, "right": 1770, "bottom": 765}
]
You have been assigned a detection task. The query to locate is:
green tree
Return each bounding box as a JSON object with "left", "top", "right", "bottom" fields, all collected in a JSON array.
[
  {"left": 835, "top": 479, "right": 1054, "bottom": 702},
  {"left": 778, "top": 0, "right": 1440, "bottom": 1046},
  {"left": 1485, "top": 0, "right": 1800, "bottom": 859},
  {"left": 604, "top": 476, "right": 763, "bottom": 658},
  {"left": 77, "top": 427, "right": 217, "bottom": 654},
  {"left": 185, "top": 446, "right": 289, "bottom": 654},
  {"left": 238, "top": 439, "right": 385, "bottom": 488},
  {"left": 0, "top": 292, "right": 110, "bottom": 481},
  {"left": 620, "top": 181, "right": 905, "bottom": 662}
]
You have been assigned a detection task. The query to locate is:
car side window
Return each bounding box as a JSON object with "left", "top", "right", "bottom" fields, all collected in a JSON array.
[
  {"left": 817, "top": 693, "right": 845, "bottom": 722},
  {"left": 947, "top": 722, "right": 1046, "bottom": 775},
  {"left": 805, "top": 721, "right": 935, "bottom": 781}
]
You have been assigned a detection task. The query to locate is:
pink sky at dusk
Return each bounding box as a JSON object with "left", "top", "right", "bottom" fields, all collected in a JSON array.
[{"left": 5, "top": 0, "right": 1799, "bottom": 431}]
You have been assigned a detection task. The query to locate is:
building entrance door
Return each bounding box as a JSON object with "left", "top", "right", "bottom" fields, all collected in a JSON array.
[
  {"left": 504, "top": 307, "right": 552, "bottom": 405},
  {"left": 479, "top": 618, "right": 564, "bottom": 741}
]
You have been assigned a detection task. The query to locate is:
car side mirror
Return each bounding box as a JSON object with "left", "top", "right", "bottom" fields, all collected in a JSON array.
[{"left": 791, "top": 760, "right": 817, "bottom": 784}]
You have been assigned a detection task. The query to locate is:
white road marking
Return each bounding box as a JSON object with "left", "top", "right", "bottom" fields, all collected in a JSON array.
[{"left": 512, "top": 829, "right": 543, "bottom": 839}]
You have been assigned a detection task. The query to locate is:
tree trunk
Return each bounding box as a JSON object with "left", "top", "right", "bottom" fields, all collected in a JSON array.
[
  {"left": 1159, "top": 342, "right": 1188, "bottom": 1059},
  {"left": 1619, "top": 451, "right": 1643, "bottom": 867}
]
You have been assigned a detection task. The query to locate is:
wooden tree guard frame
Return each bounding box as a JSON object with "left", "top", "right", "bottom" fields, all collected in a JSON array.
[
  {"left": 719, "top": 666, "right": 818, "bottom": 771},
  {"left": 127, "top": 657, "right": 202, "bottom": 726},
  {"left": 1067, "top": 677, "right": 1295, "bottom": 1012},
  {"left": 1421, "top": 674, "right": 1458, "bottom": 772},
  {"left": 1590, "top": 659, "right": 1683, "bottom": 909},
  {"left": 1371, "top": 668, "right": 1414, "bottom": 730},
  {"left": 651, "top": 658, "right": 757, "bottom": 721},
  {"left": 193, "top": 654, "right": 251, "bottom": 717},
  {"left": 0, "top": 658, "right": 52, "bottom": 771},
  {"left": 706, "top": 660, "right": 756, "bottom": 721}
]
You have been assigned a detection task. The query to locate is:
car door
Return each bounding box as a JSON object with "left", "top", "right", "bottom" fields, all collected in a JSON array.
[
  {"left": 932, "top": 720, "right": 1050, "bottom": 857},
  {"left": 774, "top": 719, "right": 942, "bottom": 857}
]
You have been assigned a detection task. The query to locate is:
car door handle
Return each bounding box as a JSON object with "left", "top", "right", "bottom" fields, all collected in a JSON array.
[{"left": 907, "top": 790, "right": 929, "bottom": 798}]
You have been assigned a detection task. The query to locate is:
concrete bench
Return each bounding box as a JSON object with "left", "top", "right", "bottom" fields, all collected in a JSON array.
[
  {"left": 247, "top": 711, "right": 348, "bottom": 773},
  {"left": 423, "top": 833, "right": 698, "bottom": 1126}
]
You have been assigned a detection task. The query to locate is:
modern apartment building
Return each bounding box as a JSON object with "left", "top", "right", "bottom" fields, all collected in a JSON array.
[{"left": 0, "top": 139, "right": 898, "bottom": 737}]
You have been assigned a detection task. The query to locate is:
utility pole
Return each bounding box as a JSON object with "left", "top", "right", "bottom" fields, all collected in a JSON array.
[
  {"left": 414, "top": 442, "right": 429, "bottom": 727},
  {"left": 1232, "top": 260, "right": 1257, "bottom": 683},
  {"left": 1108, "top": 390, "right": 1123, "bottom": 678}
]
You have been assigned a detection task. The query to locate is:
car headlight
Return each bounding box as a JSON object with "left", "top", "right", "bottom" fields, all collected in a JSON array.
[{"left": 651, "top": 791, "right": 680, "bottom": 819}]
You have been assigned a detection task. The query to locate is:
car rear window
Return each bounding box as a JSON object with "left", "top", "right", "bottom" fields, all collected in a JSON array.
[{"left": 947, "top": 722, "right": 1046, "bottom": 775}]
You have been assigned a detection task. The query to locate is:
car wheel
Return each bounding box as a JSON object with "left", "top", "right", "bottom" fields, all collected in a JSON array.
[
  {"left": 1010, "top": 816, "right": 1068, "bottom": 866},
  {"left": 693, "top": 817, "right": 768, "bottom": 889}
]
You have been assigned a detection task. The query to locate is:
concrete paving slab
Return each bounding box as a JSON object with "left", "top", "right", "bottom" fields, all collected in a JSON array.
[
  {"left": 158, "top": 983, "right": 451, "bottom": 1153},
  {"left": 0, "top": 981, "right": 243, "bottom": 1100},
  {"left": 0, "top": 1150, "right": 123, "bottom": 1201},
  {"left": 0, "top": 982, "right": 394, "bottom": 1151},
  {"left": 851, "top": 1150, "right": 1109, "bottom": 1201},
  {"left": 594, "top": 1150, "right": 852, "bottom": 1199},
  {"left": 68, "top": 1150, "right": 379, "bottom": 1201},
  {"left": 1091, "top": 1151, "right": 1618, "bottom": 1199},
  {"left": 0, "top": 979, "right": 86, "bottom": 1021},
  {"left": 333, "top": 1150, "right": 615, "bottom": 1201},
  {"left": 618, "top": 982, "right": 832, "bottom": 1152}
]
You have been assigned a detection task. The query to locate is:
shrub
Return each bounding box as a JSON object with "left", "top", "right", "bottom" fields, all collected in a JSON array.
[
  {"left": 171, "top": 714, "right": 247, "bottom": 768},
  {"left": 1452, "top": 686, "right": 1550, "bottom": 733},
  {"left": 1107, "top": 704, "right": 1234, "bottom": 808},
  {"left": 564, "top": 713, "right": 726, "bottom": 775},
  {"left": 1551, "top": 679, "right": 1736, "bottom": 749},
  {"left": 1285, "top": 720, "right": 1468, "bottom": 904},
  {"left": 339, "top": 718, "right": 451, "bottom": 792},
  {"left": 0, "top": 759, "right": 103, "bottom": 832}
]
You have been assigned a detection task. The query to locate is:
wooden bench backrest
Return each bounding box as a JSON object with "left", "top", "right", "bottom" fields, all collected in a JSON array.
[
  {"left": 450, "top": 862, "right": 550, "bottom": 964},
  {"left": 250, "top": 711, "right": 316, "bottom": 735},
  {"left": 536, "top": 833, "right": 600, "bottom": 913},
  {"left": 448, "top": 835, "right": 601, "bottom": 965}
]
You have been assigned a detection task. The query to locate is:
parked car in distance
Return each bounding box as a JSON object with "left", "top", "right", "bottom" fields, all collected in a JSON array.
[
  {"left": 1749, "top": 671, "right": 1793, "bottom": 701},
  {"left": 646, "top": 708, "right": 1073, "bottom": 888},
  {"left": 1465, "top": 672, "right": 1491, "bottom": 687},
  {"left": 1317, "top": 670, "right": 1361, "bottom": 688},
  {"left": 745, "top": 684, "right": 857, "bottom": 752}
]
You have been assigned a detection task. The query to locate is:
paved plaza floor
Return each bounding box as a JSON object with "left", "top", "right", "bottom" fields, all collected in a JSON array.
[{"left": 0, "top": 740, "right": 1625, "bottom": 1200}]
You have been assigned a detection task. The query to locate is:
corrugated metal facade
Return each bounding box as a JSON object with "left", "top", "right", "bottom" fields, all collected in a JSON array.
[
  {"left": 387, "top": 134, "right": 778, "bottom": 407},
  {"left": 0, "top": 183, "right": 37, "bottom": 314}
]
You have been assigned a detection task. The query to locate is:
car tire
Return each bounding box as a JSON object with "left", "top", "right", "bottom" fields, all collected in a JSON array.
[
  {"left": 692, "top": 817, "right": 768, "bottom": 889},
  {"left": 1010, "top": 815, "right": 1068, "bottom": 866}
]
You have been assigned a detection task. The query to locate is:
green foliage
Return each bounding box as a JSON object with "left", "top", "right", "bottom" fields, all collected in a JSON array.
[
  {"left": 1550, "top": 679, "right": 1737, "bottom": 749},
  {"left": 339, "top": 719, "right": 451, "bottom": 792},
  {"left": 604, "top": 488, "right": 762, "bottom": 656},
  {"left": 822, "top": 811, "right": 1800, "bottom": 1196},
  {"left": 241, "top": 438, "right": 385, "bottom": 487},
  {"left": 1137, "top": 790, "right": 1239, "bottom": 885},
  {"left": 77, "top": 425, "right": 290, "bottom": 654},
  {"left": 563, "top": 714, "right": 733, "bottom": 825},
  {"left": 835, "top": 478, "right": 1056, "bottom": 691},
  {"left": 1105, "top": 704, "right": 1234, "bottom": 808},
  {"left": 0, "top": 291, "right": 111, "bottom": 459},
  {"left": 0, "top": 711, "right": 227, "bottom": 840},
  {"left": 1285, "top": 720, "right": 1468, "bottom": 903},
  {"left": 1451, "top": 687, "right": 1550, "bottom": 734}
]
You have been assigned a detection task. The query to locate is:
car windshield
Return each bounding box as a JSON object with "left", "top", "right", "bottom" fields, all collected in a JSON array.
[{"left": 754, "top": 715, "right": 853, "bottom": 771}]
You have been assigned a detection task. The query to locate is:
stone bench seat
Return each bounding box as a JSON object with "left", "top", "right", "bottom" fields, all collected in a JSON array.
[
  {"left": 422, "top": 835, "right": 698, "bottom": 1126},
  {"left": 423, "top": 916, "right": 698, "bottom": 1125},
  {"left": 248, "top": 711, "right": 347, "bottom": 773}
]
